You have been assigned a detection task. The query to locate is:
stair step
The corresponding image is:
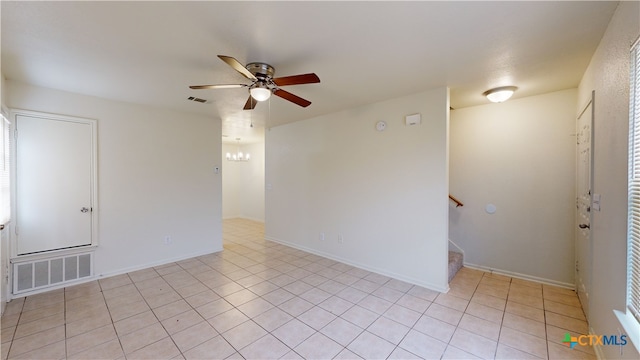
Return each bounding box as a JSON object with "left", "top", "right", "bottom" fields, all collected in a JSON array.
[{"left": 448, "top": 251, "right": 463, "bottom": 283}]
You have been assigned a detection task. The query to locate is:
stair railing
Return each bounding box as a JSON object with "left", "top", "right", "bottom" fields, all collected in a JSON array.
[{"left": 449, "top": 194, "right": 464, "bottom": 207}]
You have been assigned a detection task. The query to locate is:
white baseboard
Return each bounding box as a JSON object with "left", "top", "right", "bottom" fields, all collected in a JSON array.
[
  {"left": 95, "top": 247, "right": 223, "bottom": 280},
  {"left": 590, "top": 325, "right": 607, "bottom": 360},
  {"left": 464, "top": 262, "right": 575, "bottom": 289},
  {"left": 265, "top": 236, "right": 449, "bottom": 293},
  {"left": 224, "top": 216, "right": 264, "bottom": 223},
  {"left": 237, "top": 216, "right": 265, "bottom": 223}
]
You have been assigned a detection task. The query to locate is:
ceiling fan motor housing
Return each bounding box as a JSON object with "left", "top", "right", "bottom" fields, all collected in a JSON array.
[{"left": 246, "top": 62, "right": 275, "bottom": 80}]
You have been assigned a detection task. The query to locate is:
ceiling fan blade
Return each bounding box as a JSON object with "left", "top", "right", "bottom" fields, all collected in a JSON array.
[
  {"left": 189, "top": 84, "right": 246, "bottom": 90},
  {"left": 218, "top": 55, "right": 257, "bottom": 81},
  {"left": 274, "top": 89, "right": 312, "bottom": 107},
  {"left": 272, "top": 73, "right": 320, "bottom": 86},
  {"left": 243, "top": 96, "right": 257, "bottom": 110}
]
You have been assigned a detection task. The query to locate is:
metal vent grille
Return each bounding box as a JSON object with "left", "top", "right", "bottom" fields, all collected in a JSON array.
[
  {"left": 187, "top": 96, "right": 208, "bottom": 103},
  {"left": 13, "top": 253, "right": 93, "bottom": 294}
]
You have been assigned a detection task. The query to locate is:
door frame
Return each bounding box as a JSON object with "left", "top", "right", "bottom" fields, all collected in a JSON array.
[
  {"left": 10, "top": 109, "right": 98, "bottom": 260},
  {"left": 575, "top": 91, "right": 594, "bottom": 320}
]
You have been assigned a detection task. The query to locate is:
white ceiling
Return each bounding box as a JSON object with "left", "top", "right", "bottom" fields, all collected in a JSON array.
[{"left": 1, "top": 1, "right": 618, "bottom": 144}]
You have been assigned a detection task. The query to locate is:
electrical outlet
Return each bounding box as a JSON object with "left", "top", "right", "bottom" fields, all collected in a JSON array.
[
  {"left": 339, "top": 234, "right": 344, "bottom": 243},
  {"left": 164, "top": 236, "right": 172, "bottom": 245},
  {"left": 319, "top": 232, "right": 325, "bottom": 241}
]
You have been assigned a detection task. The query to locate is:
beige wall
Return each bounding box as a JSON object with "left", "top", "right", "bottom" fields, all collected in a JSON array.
[
  {"left": 450, "top": 89, "right": 577, "bottom": 286},
  {"left": 577, "top": 1, "right": 640, "bottom": 358},
  {"left": 6, "top": 81, "right": 223, "bottom": 280},
  {"left": 1, "top": 74, "right": 6, "bottom": 106},
  {"left": 265, "top": 87, "right": 450, "bottom": 291}
]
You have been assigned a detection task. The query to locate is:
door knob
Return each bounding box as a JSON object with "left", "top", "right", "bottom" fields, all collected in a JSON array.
[
  {"left": 579, "top": 223, "right": 590, "bottom": 229},
  {"left": 80, "top": 207, "right": 90, "bottom": 213}
]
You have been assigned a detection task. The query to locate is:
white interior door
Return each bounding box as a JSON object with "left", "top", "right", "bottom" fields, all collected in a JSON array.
[
  {"left": 576, "top": 93, "right": 593, "bottom": 319},
  {"left": 15, "top": 114, "right": 94, "bottom": 255}
]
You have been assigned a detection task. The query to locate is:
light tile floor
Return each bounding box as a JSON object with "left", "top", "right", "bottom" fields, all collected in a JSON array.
[{"left": 0, "top": 218, "right": 595, "bottom": 359}]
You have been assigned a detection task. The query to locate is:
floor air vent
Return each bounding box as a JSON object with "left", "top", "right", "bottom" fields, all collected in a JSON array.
[{"left": 13, "top": 252, "right": 93, "bottom": 294}]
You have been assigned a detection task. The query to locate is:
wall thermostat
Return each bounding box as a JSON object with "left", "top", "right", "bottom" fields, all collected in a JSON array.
[
  {"left": 376, "top": 121, "right": 387, "bottom": 131},
  {"left": 405, "top": 113, "right": 421, "bottom": 126}
]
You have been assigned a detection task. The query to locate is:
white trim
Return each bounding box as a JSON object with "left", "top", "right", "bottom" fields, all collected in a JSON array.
[
  {"left": 265, "top": 235, "right": 449, "bottom": 293},
  {"left": 237, "top": 216, "right": 265, "bottom": 223},
  {"left": 94, "top": 247, "right": 222, "bottom": 280},
  {"left": 11, "top": 244, "right": 98, "bottom": 264},
  {"left": 590, "top": 325, "right": 607, "bottom": 360},
  {"left": 614, "top": 310, "right": 640, "bottom": 354},
  {"left": 625, "top": 39, "right": 640, "bottom": 352},
  {"left": 223, "top": 216, "right": 265, "bottom": 223},
  {"left": 464, "top": 262, "right": 575, "bottom": 289},
  {"left": 0, "top": 106, "right": 9, "bottom": 120}
]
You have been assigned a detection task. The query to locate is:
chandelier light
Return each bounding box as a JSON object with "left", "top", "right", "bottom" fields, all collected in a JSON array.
[
  {"left": 483, "top": 86, "right": 518, "bottom": 103},
  {"left": 226, "top": 138, "right": 250, "bottom": 162}
]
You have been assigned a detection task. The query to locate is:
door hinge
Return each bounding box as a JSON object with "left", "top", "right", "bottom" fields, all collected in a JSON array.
[
  {"left": 14, "top": 226, "right": 18, "bottom": 236},
  {"left": 13, "top": 129, "right": 18, "bottom": 139}
]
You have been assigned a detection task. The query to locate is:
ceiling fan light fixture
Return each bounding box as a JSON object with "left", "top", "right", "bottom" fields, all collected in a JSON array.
[
  {"left": 250, "top": 84, "right": 272, "bottom": 102},
  {"left": 483, "top": 86, "right": 518, "bottom": 103}
]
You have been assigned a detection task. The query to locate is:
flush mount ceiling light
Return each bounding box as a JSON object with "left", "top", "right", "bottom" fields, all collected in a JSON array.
[
  {"left": 249, "top": 82, "right": 272, "bottom": 102},
  {"left": 483, "top": 86, "right": 518, "bottom": 103}
]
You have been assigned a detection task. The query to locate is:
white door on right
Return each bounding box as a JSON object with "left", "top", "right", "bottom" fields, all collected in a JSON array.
[{"left": 575, "top": 93, "right": 593, "bottom": 320}]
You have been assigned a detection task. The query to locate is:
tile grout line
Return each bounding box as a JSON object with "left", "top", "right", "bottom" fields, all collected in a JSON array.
[{"left": 3, "top": 296, "right": 24, "bottom": 359}]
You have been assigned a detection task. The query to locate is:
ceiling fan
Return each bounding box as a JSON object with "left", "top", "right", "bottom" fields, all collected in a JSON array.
[{"left": 190, "top": 55, "right": 320, "bottom": 110}]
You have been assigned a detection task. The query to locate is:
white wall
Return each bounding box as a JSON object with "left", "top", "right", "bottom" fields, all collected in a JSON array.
[
  {"left": 450, "top": 89, "right": 577, "bottom": 286},
  {"left": 578, "top": 1, "right": 640, "bottom": 358},
  {"left": 240, "top": 142, "right": 265, "bottom": 222},
  {"left": 266, "top": 87, "right": 450, "bottom": 292},
  {"left": 222, "top": 141, "right": 265, "bottom": 222},
  {"left": 222, "top": 143, "right": 241, "bottom": 219},
  {"left": 0, "top": 73, "right": 7, "bottom": 313},
  {"left": 6, "top": 81, "right": 223, "bottom": 279}
]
